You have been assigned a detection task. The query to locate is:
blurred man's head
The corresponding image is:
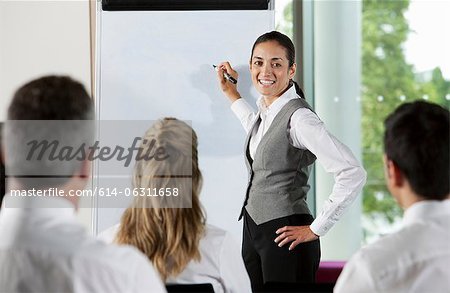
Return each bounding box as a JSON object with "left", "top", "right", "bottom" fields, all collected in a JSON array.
[
  {"left": 383, "top": 101, "right": 449, "bottom": 207},
  {"left": 8, "top": 75, "right": 93, "bottom": 121},
  {"left": 4, "top": 76, "right": 94, "bottom": 197}
]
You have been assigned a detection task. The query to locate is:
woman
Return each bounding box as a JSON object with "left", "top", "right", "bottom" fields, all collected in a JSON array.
[
  {"left": 215, "top": 31, "right": 366, "bottom": 290},
  {"left": 99, "top": 118, "right": 251, "bottom": 293}
]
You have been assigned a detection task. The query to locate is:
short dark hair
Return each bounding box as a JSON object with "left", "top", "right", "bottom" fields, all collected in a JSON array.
[
  {"left": 5, "top": 75, "right": 94, "bottom": 189},
  {"left": 384, "top": 101, "right": 449, "bottom": 199},
  {"left": 250, "top": 31, "right": 305, "bottom": 99},
  {"left": 8, "top": 75, "right": 93, "bottom": 120}
]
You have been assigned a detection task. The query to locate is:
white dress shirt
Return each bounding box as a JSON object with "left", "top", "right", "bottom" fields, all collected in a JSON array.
[
  {"left": 100, "top": 223, "right": 252, "bottom": 293},
  {"left": 334, "top": 200, "right": 450, "bottom": 293},
  {"left": 231, "top": 85, "right": 367, "bottom": 236},
  {"left": 0, "top": 196, "right": 166, "bottom": 293}
]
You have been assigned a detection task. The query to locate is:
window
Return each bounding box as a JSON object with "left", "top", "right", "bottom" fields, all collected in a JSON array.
[{"left": 361, "top": 0, "right": 450, "bottom": 244}]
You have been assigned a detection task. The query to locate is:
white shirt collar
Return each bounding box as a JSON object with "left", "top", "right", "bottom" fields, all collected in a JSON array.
[
  {"left": 256, "top": 84, "right": 298, "bottom": 115},
  {"left": 1, "top": 194, "right": 76, "bottom": 220},
  {"left": 403, "top": 199, "right": 450, "bottom": 226}
]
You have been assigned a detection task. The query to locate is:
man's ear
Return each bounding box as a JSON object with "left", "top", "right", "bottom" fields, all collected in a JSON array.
[{"left": 384, "top": 156, "right": 404, "bottom": 188}]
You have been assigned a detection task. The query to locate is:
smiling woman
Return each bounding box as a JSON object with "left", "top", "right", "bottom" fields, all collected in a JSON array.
[
  {"left": 214, "top": 31, "right": 367, "bottom": 291},
  {"left": 250, "top": 40, "right": 296, "bottom": 104}
]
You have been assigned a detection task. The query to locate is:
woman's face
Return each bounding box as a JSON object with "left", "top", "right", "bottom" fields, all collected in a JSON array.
[{"left": 250, "top": 40, "right": 296, "bottom": 100}]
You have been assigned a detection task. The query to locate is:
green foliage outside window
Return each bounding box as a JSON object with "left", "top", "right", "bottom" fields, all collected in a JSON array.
[{"left": 362, "top": 0, "right": 449, "bottom": 242}]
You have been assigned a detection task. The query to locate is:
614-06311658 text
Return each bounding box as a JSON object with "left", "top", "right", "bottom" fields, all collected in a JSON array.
[{"left": 96, "top": 187, "right": 179, "bottom": 197}]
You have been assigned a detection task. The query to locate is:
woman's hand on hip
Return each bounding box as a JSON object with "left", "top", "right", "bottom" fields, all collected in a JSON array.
[
  {"left": 216, "top": 61, "right": 241, "bottom": 102},
  {"left": 274, "top": 225, "right": 319, "bottom": 251}
]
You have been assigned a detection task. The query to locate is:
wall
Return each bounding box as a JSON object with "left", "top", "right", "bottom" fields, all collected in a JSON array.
[{"left": 0, "top": 0, "right": 92, "bottom": 230}]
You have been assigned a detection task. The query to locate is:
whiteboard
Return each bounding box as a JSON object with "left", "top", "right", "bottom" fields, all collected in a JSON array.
[{"left": 95, "top": 10, "right": 275, "bottom": 242}]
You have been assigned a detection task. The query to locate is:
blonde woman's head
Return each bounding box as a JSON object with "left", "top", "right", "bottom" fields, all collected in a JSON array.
[
  {"left": 116, "top": 118, "right": 205, "bottom": 281},
  {"left": 132, "top": 117, "right": 202, "bottom": 208}
]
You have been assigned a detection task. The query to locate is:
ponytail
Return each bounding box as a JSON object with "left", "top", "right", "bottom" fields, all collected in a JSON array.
[{"left": 291, "top": 80, "right": 306, "bottom": 99}]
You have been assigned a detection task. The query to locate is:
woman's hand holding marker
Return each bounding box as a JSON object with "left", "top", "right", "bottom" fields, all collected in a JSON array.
[{"left": 214, "top": 62, "right": 241, "bottom": 103}]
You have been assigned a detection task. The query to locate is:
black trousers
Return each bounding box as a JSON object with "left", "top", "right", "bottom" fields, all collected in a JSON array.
[{"left": 242, "top": 209, "right": 321, "bottom": 292}]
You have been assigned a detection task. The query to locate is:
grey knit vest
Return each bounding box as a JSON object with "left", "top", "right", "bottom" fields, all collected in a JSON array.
[{"left": 239, "top": 98, "right": 317, "bottom": 224}]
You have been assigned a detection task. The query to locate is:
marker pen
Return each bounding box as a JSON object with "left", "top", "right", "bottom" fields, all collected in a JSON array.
[{"left": 213, "top": 65, "right": 237, "bottom": 84}]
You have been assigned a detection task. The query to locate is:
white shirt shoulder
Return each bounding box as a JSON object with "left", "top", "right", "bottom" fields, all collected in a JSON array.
[
  {"left": 76, "top": 239, "right": 166, "bottom": 293},
  {"left": 0, "top": 207, "right": 165, "bottom": 293},
  {"left": 335, "top": 203, "right": 450, "bottom": 293}
]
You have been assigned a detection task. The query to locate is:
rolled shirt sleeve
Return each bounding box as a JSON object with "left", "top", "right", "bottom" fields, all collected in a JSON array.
[{"left": 290, "top": 108, "right": 367, "bottom": 236}]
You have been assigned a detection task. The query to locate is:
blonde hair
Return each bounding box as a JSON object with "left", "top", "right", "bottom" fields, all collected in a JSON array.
[{"left": 115, "top": 118, "right": 205, "bottom": 281}]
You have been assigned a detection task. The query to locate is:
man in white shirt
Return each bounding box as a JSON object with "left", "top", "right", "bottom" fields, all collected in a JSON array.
[
  {"left": 0, "top": 76, "right": 166, "bottom": 293},
  {"left": 334, "top": 101, "right": 450, "bottom": 293}
]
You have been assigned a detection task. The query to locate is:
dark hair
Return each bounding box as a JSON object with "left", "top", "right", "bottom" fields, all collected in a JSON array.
[
  {"left": 8, "top": 75, "right": 93, "bottom": 120},
  {"left": 5, "top": 75, "right": 94, "bottom": 189},
  {"left": 250, "top": 31, "right": 305, "bottom": 99},
  {"left": 384, "top": 101, "right": 449, "bottom": 199}
]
